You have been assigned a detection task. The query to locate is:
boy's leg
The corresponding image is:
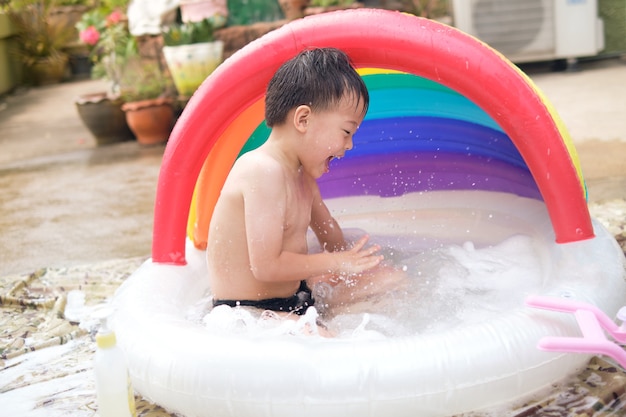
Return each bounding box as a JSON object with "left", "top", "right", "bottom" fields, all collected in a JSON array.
[{"left": 308, "top": 264, "right": 407, "bottom": 307}]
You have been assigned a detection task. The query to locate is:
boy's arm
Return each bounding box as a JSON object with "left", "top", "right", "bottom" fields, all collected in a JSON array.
[
  {"left": 243, "top": 166, "right": 381, "bottom": 283},
  {"left": 309, "top": 184, "right": 346, "bottom": 252}
]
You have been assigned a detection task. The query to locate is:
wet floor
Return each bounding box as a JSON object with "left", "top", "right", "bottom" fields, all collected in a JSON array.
[
  {"left": 0, "top": 79, "right": 165, "bottom": 275},
  {"left": 0, "top": 143, "right": 163, "bottom": 275}
]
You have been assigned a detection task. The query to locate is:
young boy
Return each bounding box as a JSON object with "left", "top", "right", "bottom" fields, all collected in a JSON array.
[{"left": 207, "top": 48, "right": 402, "bottom": 320}]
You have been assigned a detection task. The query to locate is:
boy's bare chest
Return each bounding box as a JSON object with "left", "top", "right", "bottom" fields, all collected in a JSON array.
[{"left": 283, "top": 176, "right": 314, "bottom": 233}]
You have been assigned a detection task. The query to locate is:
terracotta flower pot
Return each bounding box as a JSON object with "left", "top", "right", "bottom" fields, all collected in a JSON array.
[
  {"left": 121, "top": 97, "right": 175, "bottom": 146},
  {"left": 75, "top": 92, "right": 135, "bottom": 146}
]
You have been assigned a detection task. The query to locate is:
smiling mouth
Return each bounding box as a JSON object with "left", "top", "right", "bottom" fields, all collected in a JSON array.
[
  {"left": 329, "top": 153, "right": 344, "bottom": 162},
  {"left": 325, "top": 156, "right": 336, "bottom": 172}
]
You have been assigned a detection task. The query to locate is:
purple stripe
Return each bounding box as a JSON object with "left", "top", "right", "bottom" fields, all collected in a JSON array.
[{"left": 318, "top": 152, "right": 541, "bottom": 200}]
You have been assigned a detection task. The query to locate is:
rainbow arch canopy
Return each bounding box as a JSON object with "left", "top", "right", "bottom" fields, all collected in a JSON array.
[{"left": 153, "top": 9, "right": 592, "bottom": 265}]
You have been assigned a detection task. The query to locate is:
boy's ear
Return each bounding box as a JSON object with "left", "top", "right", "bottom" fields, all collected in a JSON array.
[{"left": 293, "top": 105, "right": 311, "bottom": 133}]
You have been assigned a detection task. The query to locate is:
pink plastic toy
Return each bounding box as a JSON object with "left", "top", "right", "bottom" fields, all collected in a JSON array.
[{"left": 526, "top": 295, "right": 626, "bottom": 368}]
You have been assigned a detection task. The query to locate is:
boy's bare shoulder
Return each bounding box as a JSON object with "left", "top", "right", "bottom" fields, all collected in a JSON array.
[
  {"left": 229, "top": 150, "right": 285, "bottom": 184},
  {"left": 237, "top": 148, "right": 275, "bottom": 165}
]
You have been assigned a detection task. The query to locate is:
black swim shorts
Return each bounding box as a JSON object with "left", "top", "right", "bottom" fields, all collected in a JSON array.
[{"left": 212, "top": 281, "right": 315, "bottom": 316}]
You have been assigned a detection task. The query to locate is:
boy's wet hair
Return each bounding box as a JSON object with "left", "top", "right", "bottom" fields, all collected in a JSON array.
[{"left": 264, "top": 48, "right": 369, "bottom": 127}]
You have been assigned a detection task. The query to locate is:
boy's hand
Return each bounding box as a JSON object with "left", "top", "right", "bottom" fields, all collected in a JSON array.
[{"left": 332, "top": 235, "right": 383, "bottom": 276}]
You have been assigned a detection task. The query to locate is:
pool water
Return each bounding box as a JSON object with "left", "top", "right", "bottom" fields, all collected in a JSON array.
[{"left": 196, "top": 190, "right": 564, "bottom": 339}]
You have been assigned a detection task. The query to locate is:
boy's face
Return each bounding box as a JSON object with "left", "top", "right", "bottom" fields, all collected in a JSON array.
[{"left": 300, "top": 94, "right": 366, "bottom": 179}]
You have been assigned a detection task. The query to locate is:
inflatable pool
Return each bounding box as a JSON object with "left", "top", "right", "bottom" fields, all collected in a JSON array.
[{"left": 111, "top": 9, "right": 626, "bottom": 417}]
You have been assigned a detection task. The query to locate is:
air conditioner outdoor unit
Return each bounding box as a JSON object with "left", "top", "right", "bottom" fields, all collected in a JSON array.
[{"left": 451, "top": 0, "right": 605, "bottom": 64}]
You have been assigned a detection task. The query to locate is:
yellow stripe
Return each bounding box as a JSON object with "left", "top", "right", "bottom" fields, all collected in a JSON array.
[
  {"left": 508, "top": 64, "right": 588, "bottom": 200},
  {"left": 357, "top": 68, "right": 404, "bottom": 76}
]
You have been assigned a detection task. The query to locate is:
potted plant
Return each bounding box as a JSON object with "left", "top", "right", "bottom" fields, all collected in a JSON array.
[
  {"left": 74, "top": 3, "right": 136, "bottom": 145},
  {"left": 119, "top": 58, "right": 176, "bottom": 146},
  {"left": 76, "top": 4, "right": 134, "bottom": 95},
  {"left": 48, "top": 0, "right": 96, "bottom": 77},
  {"left": 7, "top": 0, "right": 77, "bottom": 85},
  {"left": 161, "top": 17, "right": 223, "bottom": 99},
  {"left": 48, "top": 0, "right": 94, "bottom": 46}
]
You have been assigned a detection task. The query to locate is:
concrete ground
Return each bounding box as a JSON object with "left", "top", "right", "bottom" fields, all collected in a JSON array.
[
  {"left": 0, "top": 78, "right": 164, "bottom": 275},
  {"left": 525, "top": 57, "right": 626, "bottom": 202},
  {"left": 1, "top": 56, "right": 625, "bottom": 276}
]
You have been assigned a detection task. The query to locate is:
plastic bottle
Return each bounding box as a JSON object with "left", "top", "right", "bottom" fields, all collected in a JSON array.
[
  {"left": 64, "top": 290, "right": 86, "bottom": 324},
  {"left": 93, "top": 309, "right": 136, "bottom": 417}
]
